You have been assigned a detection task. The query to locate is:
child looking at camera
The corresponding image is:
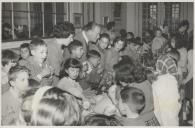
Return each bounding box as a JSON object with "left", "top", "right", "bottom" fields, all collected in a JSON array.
[
  {"left": 19, "top": 38, "right": 54, "bottom": 86},
  {"left": 57, "top": 58, "right": 91, "bottom": 109}
]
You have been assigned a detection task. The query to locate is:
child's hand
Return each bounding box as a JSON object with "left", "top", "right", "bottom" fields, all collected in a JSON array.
[
  {"left": 40, "top": 64, "right": 51, "bottom": 78},
  {"left": 82, "top": 62, "right": 88, "bottom": 72},
  {"left": 97, "top": 67, "right": 104, "bottom": 74},
  {"left": 82, "top": 100, "right": 91, "bottom": 110}
]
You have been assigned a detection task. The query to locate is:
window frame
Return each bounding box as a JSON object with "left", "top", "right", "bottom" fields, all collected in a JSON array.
[{"left": 2, "top": 2, "right": 69, "bottom": 43}]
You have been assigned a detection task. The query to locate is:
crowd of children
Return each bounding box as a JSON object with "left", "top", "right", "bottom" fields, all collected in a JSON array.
[{"left": 1, "top": 20, "right": 193, "bottom": 126}]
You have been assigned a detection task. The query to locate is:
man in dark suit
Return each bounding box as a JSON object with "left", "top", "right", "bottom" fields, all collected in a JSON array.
[{"left": 63, "top": 21, "right": 101, "bottom": 62}]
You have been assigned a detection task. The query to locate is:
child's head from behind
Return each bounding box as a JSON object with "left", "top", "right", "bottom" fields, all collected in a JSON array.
[
  {"left": 113, "top": 57, "right": 135, "bottom": 86},
  {"left": 31, "top": 86, "right": 81, "bottom": 126},
  {"left": 84, "top": 114, "right": 122, "bottom": 126},
  {"left": 61, "top": 58, "right": 82, "bottom": 80},
  {"left": 30, "top": 38, "right": 47, "bottom": 63},
  {"left": 20, "top": 43, "right": 30, "bottom": 59},
  {"left": 2, "top": 50, "right": 19, "bottom": 71},
  {"left": 8, "top": 65, "right": 29, "bottom": 93},
  {"left": 97, "top": 33, "right": 110, "bottom": 50},
  {"left": 87, "top": 50, "right": 101, "bottom": 68},
  {"left": 119, "top": 86, "right": 145, "bottom": 116},
  {"left": 114, "top": 64, "right": 134, "bottom": 87},
  {"left": 68, "top": 40, "right": 84, "bottom": 59}
]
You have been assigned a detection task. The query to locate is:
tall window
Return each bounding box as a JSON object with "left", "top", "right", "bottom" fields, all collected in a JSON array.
[
  {"left": 142, "top": 3, "right": 158, "bottom": 32},
  {"left": 165, "top": 3, "right": 180, "bottom": 33},
  {"left": 2, "top": 2, "right": 68, "bottom": 42}
]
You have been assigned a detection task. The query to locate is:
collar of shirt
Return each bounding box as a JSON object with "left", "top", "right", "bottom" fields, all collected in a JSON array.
[{"left": 82, "top": 31, "right": 89, "bottom": 45}]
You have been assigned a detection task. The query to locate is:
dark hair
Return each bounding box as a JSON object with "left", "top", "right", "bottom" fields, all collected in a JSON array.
[
  {"left": 106, "top": 21, "right": 115, "bottom": 31},
  {"left": 86, "top": 50, "right": 101, "bottom": 59},
  {"left": 112, "top": 36, "right": 125, "bottom": 47},
  {"left": 188, "top": 35, "right": 193, "bottom": 50},
  {"left": 127, "top": 32, "right": 134, "bottom": 38},
  {"left": 3, "top": 23, "right": 11, "bottom": 29},
  {"left": 129, "top": 38, "right": 137, "bottom": 44},
  {"left": 168, "top": 48, "right": 180, "bottom": 65},
  {"left": 29, "top": 79, "right": 40, "bottom": 88},
  {"left": 114, "top": 64, "right": 135, "bottom": 86},
  {"left": 155, "top": 28, "right": 162, "bottom": 34},
  {"left": 113, "top": 56, "right": 135, "bottom": 85},
  {"left": 114, "top": 58, "right": 146, "bottom": 85},
  {"left": 20, "top": 43, "right": 31, "bottom": 57},
  {"left": 20, "top": 43, "right": 30, "bottom": 49},
  {"left": 133, "top": 62, "right": 147, "bottom": 83},
  {"left": 8, "top": 65, "right": 29, "bottom": 82},
  {"left": 30, "top": 38, "right": 47, "bottom": 50},
  {"left": 2, "top": 50, "right": 19, "bottom": 66},
  {"left": 99, "top": 33, "right": 110, "bottom": 41},
  {"left": 83, "top": 114, "right": 122, "bottom": 126},
  {"left": 178, "top": 20, "right": 189, "bottom": 30},
  {"left": 135, "top": 37, "right": 142, "bottom": 45},
  {"left": 83, "top": 21, "right": 100, "bottom": 31},
  {"left": 120, "top": 29, "right": 127, "bottom": 38},
  {"left": 52, "top": 21, "right": 75, "bottom": 38},
  {"left": 120, "top": 86, "right": 145, "bottom": 114},
  {"left": 163, "top": 22, "right": 168, "bottom": 28},
  {"left": 174, "top": 35, "right": 188, "bottom": 49},
  {"left": 60, "top": 58, "right": 82, "bottom": 78},
  {"left": 68, "top": 40, "right": 83, "bottom": 53}
]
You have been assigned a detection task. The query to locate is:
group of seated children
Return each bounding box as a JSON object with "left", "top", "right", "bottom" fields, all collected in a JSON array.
[{"left": 1, "top": 20, "right": 193, "bottom": 126}]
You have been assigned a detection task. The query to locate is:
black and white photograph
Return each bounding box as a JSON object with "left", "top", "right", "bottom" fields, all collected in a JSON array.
[{"left": 1, "top": 1, "right": 194, "bottom": 126}]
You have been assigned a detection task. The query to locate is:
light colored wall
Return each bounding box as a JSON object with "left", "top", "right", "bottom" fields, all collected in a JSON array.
[
  {"left": 126, "top": 3, "right": 142, "bottom": 37},
  {"left": 95, "top": 2, "right": 113, "bottom": 25}
]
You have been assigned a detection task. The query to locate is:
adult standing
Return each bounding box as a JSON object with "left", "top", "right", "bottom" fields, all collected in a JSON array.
[
  {"left": 46, "top": 21, "right": 75, "bottom": 86},
  {"left": 63, "top": 21, "right": 101, "bottom": 63},
  {"left": 176, "top": 20, "right": 189, "bottom": 45}
]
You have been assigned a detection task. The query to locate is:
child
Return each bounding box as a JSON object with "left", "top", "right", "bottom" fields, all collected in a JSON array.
[
  {"left": 126, "top": 32, "right": 134, "bottom": 40},
  {"left": 2, "top": 65, "right": 29, "bottom": 125},
  {"left": 122, "top": 38, "right": 142, "bottom": 62},
  {"left": 80, "top": 50, "right": 101, "bottom": 91},
  {"left": 19, "top": 38, "right": 54, "bottom": 86},
  {"left": 68, "top": 39, "right": 84, "bottom": 61},
  {"left": 110, "top": 57, "right": 159, "bottom": 126},
  {"left": 83, "top": 114, "right": 123, "bottom": 126},
  {"left": 152, "top": 73, "right": 181, "bottom": 125},
  {"left": 151, "top": 29, "right": 167, "bottom": 57},
  {"left": 156, "top": 49, "right": 182, "bottom": 84},
  {"left": 104, "top": 36, "right": 125, "bottom": 72},
  {"left": 19, "top": 43, "right": 31, "bottom": 60},
  {"left": 57, "top": 58, "right": 93, "bottom": 111},
  {"left": 95, "top": 33, "right": 110, "bottom": 72},
  {"left": 57, "top": 58, "right": 87, "bottom": 101},
  {"left": 2, "top": 50, "right": 19, "bottom": 93},
  {"left": 118, "top": 86, "right": 146, "bottom": 126},
  {"left": 31, "top": 86, "right": 81, "bottom": 126}
]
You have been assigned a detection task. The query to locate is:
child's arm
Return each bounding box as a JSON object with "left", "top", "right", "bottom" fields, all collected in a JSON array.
[{"left": 104, "top": 50, "right": 117, "bottom": 72}]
